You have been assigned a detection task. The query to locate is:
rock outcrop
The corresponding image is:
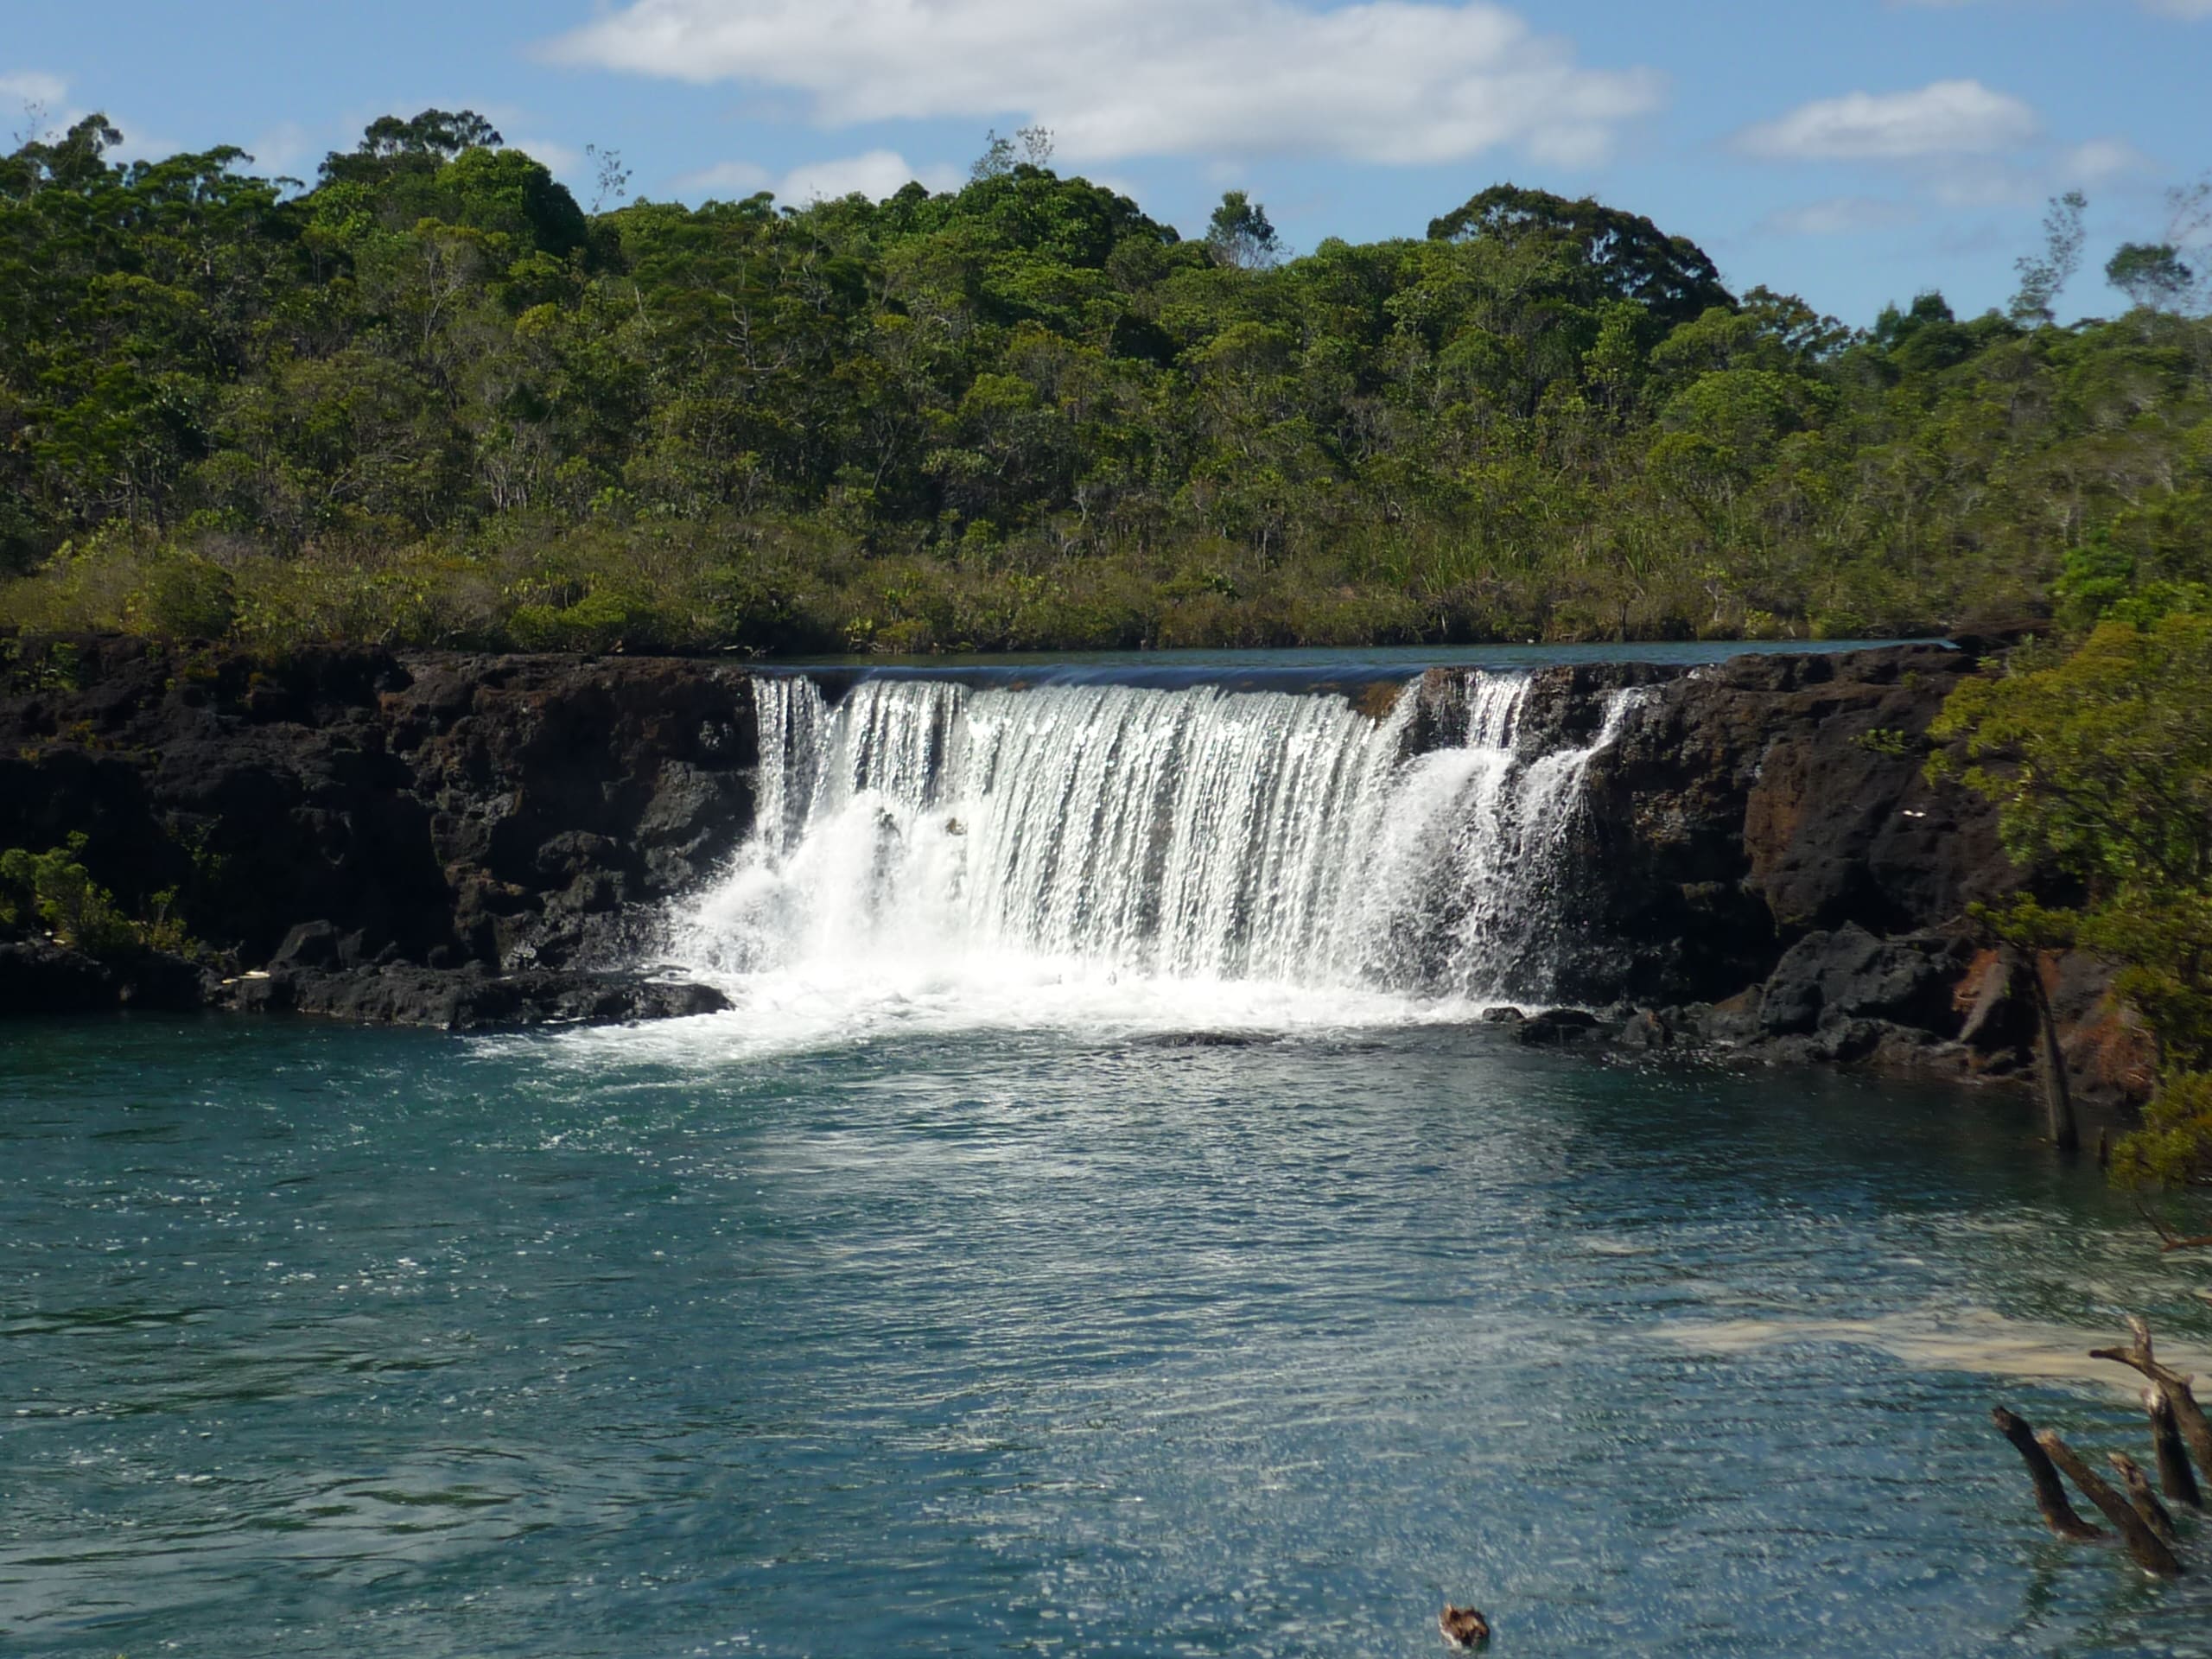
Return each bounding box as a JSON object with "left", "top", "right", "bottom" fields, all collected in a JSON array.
[
  {"left": 1529, "top": 643, "right": 2152, "bottom": 1109},
  {"left": 0, "top": 636, "right": 753, "bottom": 1028}
]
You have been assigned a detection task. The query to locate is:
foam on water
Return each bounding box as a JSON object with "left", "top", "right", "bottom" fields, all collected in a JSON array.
[{"left": 669, "top": 672, "right": 1642, "bottom": 1050}]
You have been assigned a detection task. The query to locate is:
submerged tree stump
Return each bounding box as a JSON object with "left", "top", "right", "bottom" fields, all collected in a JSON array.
[
  {"left": 1992, "top": 1408, "right": 2104, "bottom": 1541},
  {"left": 2110, "top": 1452, "right": 2183, "bottom": 1551},
  {"left": 2146, "top": 1386, "right": 2206, "bottom": 1510},
  {"left": 2037, "top": 1430, "right": 2186, "bottom": 1577}
]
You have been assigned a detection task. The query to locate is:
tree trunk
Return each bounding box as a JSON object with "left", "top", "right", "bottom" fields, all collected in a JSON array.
[
  {"left": 1991, "top": 1408, "right": 2104, "bottom": 1541},
  {"left": 2147, "top": 1386, "right": 2205, "bottom": 1509},
  {"left": 2037, "top": 1430, "right": 2186, "bottom": 1576},
  {"left": 2015, "top": 945, "right": 2078, "bottom": 1154}
]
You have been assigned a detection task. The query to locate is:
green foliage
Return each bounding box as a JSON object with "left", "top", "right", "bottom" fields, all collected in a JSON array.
[
  {"left": 0, "top": 832, "right": 191, "bottom": 957},
  {"left": 3, "top": 115, "right": 2211, "bottom": 652},
  {"left": 1853, "top": 726, "right": 1917, "bottom": 756},
  {"left": 2109, "top": 1071, "right": 2212, "bottom": 1194},
  {"left": 1932, "top": 614, "right": 2212, "bottom": 1217},
  {"left": 2107, "top": 242, "right": 2196, "bottom": 313},
  {"left": 2052, "top": 533, "right": 2211, "bottom": 632},
  {"left": 1205, "top": 190, "right": 1281, "bottom": 270}
]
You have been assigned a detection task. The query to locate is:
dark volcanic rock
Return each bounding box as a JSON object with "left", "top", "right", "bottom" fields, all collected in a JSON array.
[
  {"left": 1, "top": 638, "right": 758, "bottom": 1026},
  {"left": 1753, "top": 924, "right": 1969, "bottom": 1039},
  {"left": 214, "top": 963, "right": 731, "bottom": 1030},
  {"left": 1515, "top": 1007, "right": 1605, "bottom": 1046},
  {"left": 1561, "top": 644, "right": 2010, "bottom": 1004},
  {"left": 1541, "top": 644, "right": 2148, "bottom": 1105},
  {"left": 0, "top": 938, "right": 213, "bottom": 1014}
]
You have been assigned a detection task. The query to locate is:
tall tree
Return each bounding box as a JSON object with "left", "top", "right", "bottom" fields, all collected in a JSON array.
[
  {"left": 1426, "top": 184, "right": 1732, "bottom": 328},
  {"left": 1205, "top": 190, "right": 1282, "bottom": 270},
  {"left": 2010, "top": 190, "right": 2088, "bottom": 326}
]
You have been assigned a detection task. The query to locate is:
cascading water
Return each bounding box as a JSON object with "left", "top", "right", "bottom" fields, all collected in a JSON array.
[{"left": 674, "top": 672, "right": 1641, "bottom": 1036}]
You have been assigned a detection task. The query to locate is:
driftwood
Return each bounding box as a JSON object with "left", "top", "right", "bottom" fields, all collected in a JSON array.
[
  {"left": 2037, "top": 1430, "right": 2187, "bottom": 1576},
  {"left": 2146, "top": 1386, "right": 2206, "bottom": 1510},
  {"left": 2089, "top": 1318, "right": 2212, "bottom": 1485},
  {"left": 1992, "top": 1408, "right": 2104, "bottom": 1541},
  {"left": 2142, "top": 1207, "right": 2212, "bottom": 1255},
  {"left": 2109, "top": 1451, "right": 2183, "bottom": 1550}
]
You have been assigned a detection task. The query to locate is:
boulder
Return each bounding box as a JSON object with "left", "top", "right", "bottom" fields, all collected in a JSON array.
[
  {"left": 1755, "top": 924, "right": 1968, "bottom": 1039},
  {"left": 1516, "top": 1007, "right": 1605, "bottom": 1046}
]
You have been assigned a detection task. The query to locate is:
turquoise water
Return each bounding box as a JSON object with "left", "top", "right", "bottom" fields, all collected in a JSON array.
[{"left": 4, "top": 1014, "right": 2209, "bottom": 1657}]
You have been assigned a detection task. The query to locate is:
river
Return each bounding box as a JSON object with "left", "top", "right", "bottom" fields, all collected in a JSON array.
[{"left": 4, "top": 1015, "right": 2209, "bottom": 1656}]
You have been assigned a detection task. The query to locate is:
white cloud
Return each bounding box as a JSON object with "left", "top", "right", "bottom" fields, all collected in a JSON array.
[
  {"left": 681, "top": 159, "right": 772, "bottom": 195},
  {"left": 0, "top": 69, "right": 69, "bottom": 111},
  {"left": 1921, "top": 161, "right": 2035, "bottom": 207},
  {"left": 779, "top": 149, "right": 961, "bottom": 200},
  {"left": 542, "top": 0, "right": 1662, "bottom": 168},
  {"left": 2058, "top": 137, "right": 2151, "bottom": 184},
  {"left": 243, "top": 120, "right": 315, "bottom": 177},
  {"left": 1760, "top": 195, "right": 1918, "bottom": 237},
  {"left": 510, "top": 136, "right": 583, "bottom": 175},
  {"left": 0, "top": 70, "right": 171, "bottom": 161},
  {"left": 1737, "top": 79, "right": 2038, "bottom": 162},
  {"left": 678, "top": 149, "right": 962, "bottom": 203}
]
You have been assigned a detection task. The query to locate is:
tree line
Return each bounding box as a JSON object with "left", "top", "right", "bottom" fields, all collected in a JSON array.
[{"left": 3, "top": 109, "right": 2208, "bottom": 654}]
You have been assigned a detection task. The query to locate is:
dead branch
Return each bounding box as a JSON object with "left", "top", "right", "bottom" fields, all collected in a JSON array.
[
  {"left": 1991, "top": 1408, "right": 2104, "bottom": 1541},
  {"left": 2139, "top": 1202, "right": 2212, "bottom": 1254},
  {"left": 2109, "top": 1451, "right": 2183, "bottom": 1550},
  {"left": 2146, "top": 1387, "right": 2205, "bottom": 1510},
  {"left": 2037, "top": 1430, "right": 2186, "bottom": 1576},
  {"left": 2089, "top": 1318, "right": 2212, "bottom": 1484}
]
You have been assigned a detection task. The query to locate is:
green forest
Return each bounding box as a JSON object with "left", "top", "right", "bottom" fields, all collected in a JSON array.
[{"left": 4, "top": 108, "right": 2209, "bottom": 654}]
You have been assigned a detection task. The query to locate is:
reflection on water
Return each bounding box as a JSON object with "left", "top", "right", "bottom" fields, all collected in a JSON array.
[{"left": 2, "top": 1015, "right": 2208, "bottom": 1657}]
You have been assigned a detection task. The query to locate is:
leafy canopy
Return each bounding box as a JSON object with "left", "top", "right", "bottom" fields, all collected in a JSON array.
[{"left": 1933, "top": 614, "right": 2212, "bottom": 1205}]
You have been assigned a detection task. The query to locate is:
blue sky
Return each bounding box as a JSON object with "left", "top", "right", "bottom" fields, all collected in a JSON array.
[{"left": 6, "top": 0, "right": 2205, "bottom": 327}]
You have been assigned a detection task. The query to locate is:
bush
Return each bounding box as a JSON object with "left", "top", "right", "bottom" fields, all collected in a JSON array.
[{"left": 0, "top": 834, "right": 190, "bottom": 957}]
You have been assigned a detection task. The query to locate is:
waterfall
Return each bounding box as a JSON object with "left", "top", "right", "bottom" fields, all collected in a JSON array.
[{"left": 676, "top": 673, "right": 1641, "bottom": 1028}]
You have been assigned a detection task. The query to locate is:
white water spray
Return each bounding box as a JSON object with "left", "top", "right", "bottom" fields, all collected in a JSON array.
[{"left": 672, "top": 673, "right": 1641, "bottom": 1041}]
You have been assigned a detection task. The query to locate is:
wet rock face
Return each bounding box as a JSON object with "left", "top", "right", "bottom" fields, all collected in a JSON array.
[
  {"left": 0, "top": 639, "right": 755, "bottom": 1025},
  {"left": 1548, "top": 644, "right": 2012, "bottom": 1005},
  {"left": 1546, "top": 643, "right": 2150, "bottom": 1108}
]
